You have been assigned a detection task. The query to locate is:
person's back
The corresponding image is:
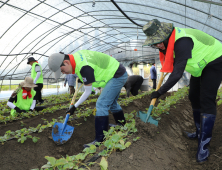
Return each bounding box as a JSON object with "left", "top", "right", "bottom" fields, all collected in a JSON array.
[
  {"left": 150, "top": 64, "right": 157, "bottom": 80},
  {"left": 124, "top": 75, "right": 143, "bottom": 97},
  {"left": 65, "top": 74, "right": 78, "bottom": 86},
  {"left": 150, "top": 64, "right": 157, "bottom": 89},
  {"left": 64, "top": 74, "right": 78, "bottom": 95}
]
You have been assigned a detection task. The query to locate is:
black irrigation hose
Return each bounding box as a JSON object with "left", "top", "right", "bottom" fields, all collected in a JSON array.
[
  {"left": 110, "top": 0, "right": 143, "bottom": 27},
  {"left": 79, "top": 153, "right": 101, "bottom": 169}
]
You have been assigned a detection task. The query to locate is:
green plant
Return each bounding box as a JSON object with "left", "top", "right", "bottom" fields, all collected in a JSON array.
[
  {"left": 40, "top": 111, "right": 139, "bottom": 170},
  {"left": 151, "top": 87, "right": 189, "bottom": 118},
  {"left": 18, "top": 134, "right": 32, "bottom": 143},
  {"left": 20, "top": 121, "right": 26, "bottom": 127},
  {"left": 32, "top": 136, "right": 40, "bottom": 143}
]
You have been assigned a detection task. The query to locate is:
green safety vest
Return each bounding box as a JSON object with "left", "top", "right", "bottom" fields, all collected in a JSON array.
[
  {"left": 174, "top": 27, "right": 222, "bottom": 77},
  {"left": 10, "top": 89, "right": 36, "bottom": 116},
  {"left": 31, "top": 62, "right": 43, "bottom": 84},
  {"left": 72, "top": 50, "right": 120, "bottom": 88}
]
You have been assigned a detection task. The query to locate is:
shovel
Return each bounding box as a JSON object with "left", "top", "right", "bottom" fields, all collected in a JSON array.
[
  {"left": 138, "top": 72, "right": 168, "bottom": 126},
  {"left": 52, "top": 78, "right": 83, "bottom": 145}
]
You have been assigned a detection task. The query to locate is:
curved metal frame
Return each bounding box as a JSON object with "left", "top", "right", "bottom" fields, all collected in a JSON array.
[{"left": 0, "top": 0, "right": 222, "bottom": 84}]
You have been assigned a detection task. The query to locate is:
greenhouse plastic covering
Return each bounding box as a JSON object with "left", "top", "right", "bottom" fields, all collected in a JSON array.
[{"left": 0, "top": 0, "right": 222, "bottom": 84}]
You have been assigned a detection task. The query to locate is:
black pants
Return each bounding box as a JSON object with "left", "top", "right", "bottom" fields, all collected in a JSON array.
[
  {"left": 130, "top": 77, "right": 144, "bottom": 96},
  {"left": 69, "top": 86, "right": 75, "bottom": 95},
  {"left": 34, "top": 83, "right": 43, "bottom": 103},
  {"left": 34, "top": 106, "right": 46, "bottom": 111},
  {"left": 189, "top": 60, "right": 222, "bottom": 115},
  {"left": 152, "top": 79, "right": 156, "bottom": 89}
]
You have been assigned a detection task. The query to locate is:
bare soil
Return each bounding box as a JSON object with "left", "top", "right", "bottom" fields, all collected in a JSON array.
[{"left": 1, "top": 92, "right": 222, "bottom": 170}]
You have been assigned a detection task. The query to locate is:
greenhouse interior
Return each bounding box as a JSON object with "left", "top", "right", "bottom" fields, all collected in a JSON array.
[{"left": 1, "top": 0, "right": 222, "bottom": 170}]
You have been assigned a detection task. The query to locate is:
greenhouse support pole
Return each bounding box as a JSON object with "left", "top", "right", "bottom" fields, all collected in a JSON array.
[
  {"left": 56, "top": 80, "right": 58, "bottom": 95},
  {"left": 10, "top": 79, "right": 11, "bottom": 90}
]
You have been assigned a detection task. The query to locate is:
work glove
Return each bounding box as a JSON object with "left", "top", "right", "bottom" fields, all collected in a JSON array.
[
  {"left": 14, "top": 107, "right": 22, "bottom": 113},
  {"left": 151, "top": 91, "right": 161, "bottom": 100},
  {"left": 78, "top": 79, "right": 83, "bottom": 83},
  {"left": 29, "top": 109, "right": 33, "bottom": 112},
  {"left": 66, "top": 105, "right": 76, "bottom": 115}
]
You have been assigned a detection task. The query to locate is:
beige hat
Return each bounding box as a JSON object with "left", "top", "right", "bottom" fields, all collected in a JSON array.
[{"left": 21, "top": 77, "right": 37, "bottom": 88}]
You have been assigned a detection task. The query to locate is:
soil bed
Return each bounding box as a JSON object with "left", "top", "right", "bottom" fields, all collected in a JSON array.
[{"left": 1, "top": 92, "right": 222, "bottom": 170}]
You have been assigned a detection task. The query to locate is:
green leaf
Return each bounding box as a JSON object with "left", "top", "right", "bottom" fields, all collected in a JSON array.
[
  {"left": 88, "top": 162, "right": 96, "bottom": 166},
  {"left": 104, "top": 140, "right": 114, "bottom": 149},
  {"left": 100, "top": 157, "right": 108, "bottom": 170},
  {"left": 27, "top": 135, "right": 32, "bottom": 138},
  {"left": 41, "top": 163, "right": 52, "bottom": 169},
  {"left": 89, "top": 144, "right": 96, "bottom": 153},
  {"left": 111, "top": 134, "right": 121, "bottom": 143},
  {"left": 115, "top": 143, "right": 126, "bottom": 150},
  {"left": 98, "top": 150, "right": 108, "bottom": 156},
  {"left": 133, "top": 137, "right": 140, "bottom": 141},
  {"left": 119, "top": 139, "right": 124, "bottom": 145},
  {"left": 19, "top": 136, "right": 26, "bottom": 143},
  {"left": 83, "top": 147, "right": 90, "bottom": 154},
  {"left": 75, "top": 153, "right": 86, "bottom": 161},
  {"left": 55, "top": 158, "right": 67, "bottom": 166},
  {"left": 45, "top": 156, "right": 56, "bottom": 166},
  {"left": 32, "top": 136, "right": 39, "bottom": 143},
  {"left": 125, "top": 142, "right": 131, "bottom": 148},
  {"left": 65, "top": 155, "right": 73, "bottom": 162},
  {"left": 63, "top": 162, "right": 74, "bottom": 169},
  {"left": 156, "top": 117, "right": 161, "bottom": 120}
]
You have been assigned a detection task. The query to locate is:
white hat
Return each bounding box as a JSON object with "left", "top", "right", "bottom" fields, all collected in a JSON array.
[
  {"left": 21, "top": 77, "right": 37, "bottom": 88},
  {"left": 48, "top": 53, "right": 65, "bottom": 72}
]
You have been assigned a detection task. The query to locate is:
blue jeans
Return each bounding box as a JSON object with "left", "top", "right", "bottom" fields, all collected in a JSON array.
[{"left": 96, "top": 72, "right": 128, "bottom": 116}]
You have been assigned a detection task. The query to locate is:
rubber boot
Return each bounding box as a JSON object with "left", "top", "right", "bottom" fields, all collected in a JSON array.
[
  {"left": 109, "top": 110, "right": 126, "bottom": 127},
  {"left": 184, "top": 109, "right": 201, "bottom": 139},
  {"left": 83, "top": 116, "right": 109, "bottom": 148},
  {"left": 196, "top": 113, "right": 216, "bottom": 162}
]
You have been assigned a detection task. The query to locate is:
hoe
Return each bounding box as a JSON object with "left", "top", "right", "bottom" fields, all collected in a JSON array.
[{"left": 138, "top": 72, "right": 168, "bottom": 126}]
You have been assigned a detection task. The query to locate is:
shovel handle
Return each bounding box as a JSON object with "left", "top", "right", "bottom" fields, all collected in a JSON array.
[
  {"left": 69, "top": 78, "right": 84, "bottom": 108},
  {"left": 61, "top": 114, "right": 70, "bottom": 134},
  {"left": 150, "top": 72, "right": 168, "bottom": 106}
]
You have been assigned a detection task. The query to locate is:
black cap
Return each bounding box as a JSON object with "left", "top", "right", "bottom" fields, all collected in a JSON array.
[{"left": 27, "top": 57, "right": 37, "bottom": 64}]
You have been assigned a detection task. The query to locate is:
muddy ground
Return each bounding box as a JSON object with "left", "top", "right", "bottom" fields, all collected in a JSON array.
[{"left": 0, "top": 92, "right": 222, "bottom": 170}]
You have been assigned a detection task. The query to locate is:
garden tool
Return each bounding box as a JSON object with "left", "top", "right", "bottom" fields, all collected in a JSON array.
[
  {"left": 138, "top": 72, "right": 168, "bottom": 126},
  {"left": 52, "top": 78, "right": 83, "bottom": 145}
]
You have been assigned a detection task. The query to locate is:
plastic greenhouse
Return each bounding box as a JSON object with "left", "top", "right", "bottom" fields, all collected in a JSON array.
[
  {"left": 1, "top": 0, "right": 222, "bottom": 95},
  {"left": 1, "top": 1, "right": 222, "bottom": 170}
]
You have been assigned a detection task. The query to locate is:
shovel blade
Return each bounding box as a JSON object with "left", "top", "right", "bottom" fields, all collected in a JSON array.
[
  {"left": 52, "top": 122, "right": 74, "bottom": 145},
  {"left": 137, "top": 110, "right": 158, "bottom": 126}
]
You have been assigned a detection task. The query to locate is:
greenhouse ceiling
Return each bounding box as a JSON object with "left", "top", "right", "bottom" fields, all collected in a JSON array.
[{"left": 0, "top": 0, "right": 222, "bottom": 82}]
